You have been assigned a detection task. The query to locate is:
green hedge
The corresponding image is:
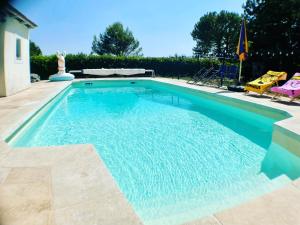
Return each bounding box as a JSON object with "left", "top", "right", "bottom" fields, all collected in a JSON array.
[{"left": 30, "top": 54, "right": 220, "bottom": 80}]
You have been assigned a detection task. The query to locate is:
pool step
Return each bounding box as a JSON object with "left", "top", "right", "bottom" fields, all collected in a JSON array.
[
  {"left": 137, "top": 173, "right": 292, "bottom": 225},
  {"left": 269, "top": 174, "right": 292, "bottom": 188}
]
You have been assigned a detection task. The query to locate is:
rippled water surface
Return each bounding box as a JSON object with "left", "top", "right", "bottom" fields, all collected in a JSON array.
[{"left": 11, "top": 80, "right": 293, "bottom": 224}]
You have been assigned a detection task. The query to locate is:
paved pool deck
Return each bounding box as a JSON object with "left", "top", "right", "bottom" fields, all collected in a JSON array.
[{"left": 0, "top": 78, "right": 300, "bottom": 225}]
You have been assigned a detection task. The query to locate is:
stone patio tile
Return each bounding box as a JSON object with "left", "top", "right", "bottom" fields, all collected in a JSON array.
[
  {"left": 1, "top": 208, "right": 51, "bottom": 225},
  {"left": 4, "top": 167, "right": 51, "bottom": 184},
  {"left": 48, "top": 145, "right": 134, "bottom": 212},
  {"left": 182, "top": 215, "right": 221, "bottom": 225},
  {"left": 54, "top": 199, "right": 142, "bottom": 225},
  {"left": 0, "top": 144, "right": 93, "bottom": 167},
  {"left": 0, "top": 167, "right": 11, "bottom": 184},
  {"left": 0, "top": 183, "right": 51, "bottom": 225},
  {"left": 215, "top": 185, "right": 300, "bottom": 225},
  {"left": 0, "top": 140, "right": 10, "bottom": 151},
  {"left": 48, "top": 211, "right": 55, "bottom": 225},
  {"left": 0, "top": 145, "right": 142, "bottom": 224},
  {"left": 0, "top": 166, "right": 52, "bottom": 225},
  {"left": 51, "top": 155, "right": 120, "bottom": 209},
  {"left": 0, "top": 141, "right": 10, "bottom": 162},
  {"left": 0, "top": 149, "right": 9, "bottom": 161}
]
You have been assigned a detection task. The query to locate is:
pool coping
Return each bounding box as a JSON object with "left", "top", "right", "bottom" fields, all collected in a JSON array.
[{"left": 0, "top": 77, "right": 300, "bottom": 225}]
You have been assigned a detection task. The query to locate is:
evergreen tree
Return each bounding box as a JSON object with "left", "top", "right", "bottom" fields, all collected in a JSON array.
[
  {"left": 244, "top": 0, "right": 300, "bottom": 71},
  {"left": 30, "top": 41, "right": 42, "bottom": 56},
  {"left": 91, "top": 22, "right": 142, "bottom": 56},
  {"left": 191, "top": 11, "right": 241, "bottom": 57}
]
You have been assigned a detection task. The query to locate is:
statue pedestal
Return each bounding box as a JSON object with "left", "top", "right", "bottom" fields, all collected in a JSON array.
[{"left": 49, "top": 72, "right": 75, "bottom": 81}]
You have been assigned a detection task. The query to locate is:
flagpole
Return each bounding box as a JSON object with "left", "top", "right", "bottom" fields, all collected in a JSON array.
[{"left": 238, "top": 60, "right": 243, "bottom": 84}]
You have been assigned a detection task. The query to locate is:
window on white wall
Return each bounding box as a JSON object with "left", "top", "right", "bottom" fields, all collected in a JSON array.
[{"left": 16, "top": 38, "right": 21, "bottom": 60}]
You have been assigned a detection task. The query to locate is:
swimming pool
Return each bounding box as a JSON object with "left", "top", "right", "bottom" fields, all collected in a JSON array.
[{"left": 8, "top": 80, "right": 300, "bottom": 224}]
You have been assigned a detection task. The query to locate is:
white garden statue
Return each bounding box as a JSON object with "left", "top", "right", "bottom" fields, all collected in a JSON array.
[
  {"left": 56, "top": 51, "right": 66, "bottom": 74},
  {"left": 49, "top": 50, "right": 74, "bottom": 81}
]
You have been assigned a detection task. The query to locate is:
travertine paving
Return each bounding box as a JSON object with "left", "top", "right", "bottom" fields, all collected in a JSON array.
[
  {"left": 182, "top": 216, "right": 221, "bottom": 225},
  {"left": 0, "top": 143, "right": 142, "bottom": 225},
  {"left": 0, "top": 78, "right": 300, "bottom": 225},
  {"left": 0, "top": 166, "right": 52, "bottom": 225}
]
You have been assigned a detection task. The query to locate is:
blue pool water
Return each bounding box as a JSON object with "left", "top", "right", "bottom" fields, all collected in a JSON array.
[{"left": 9, "top": 80, "right": 300, "bottom": 224}]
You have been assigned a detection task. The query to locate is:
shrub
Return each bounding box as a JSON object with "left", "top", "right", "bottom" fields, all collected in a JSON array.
[{"left": 30, "top": 54, "right": 220, "bottom": 80}]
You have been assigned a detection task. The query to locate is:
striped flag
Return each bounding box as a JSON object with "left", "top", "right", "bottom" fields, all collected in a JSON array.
[{"left": 236, "top": 19, "right": 248, "bottom": 61}]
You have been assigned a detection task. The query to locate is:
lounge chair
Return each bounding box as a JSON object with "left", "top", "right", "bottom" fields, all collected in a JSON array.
[
  {"left": 188, "top": 66, "right": 215, "bottom": 84},
  {"left": 270, "top": 73, "right": 300, "bottom": 102},
  {"left": 196, "top": 65, "right": 224, "bottom": 86},
  {"left": 226, "top": 65, "right": 239, "bottom": 80},
  {"left": 187, "top": 68, "right": 206, "bottom": 84},
  {"left": 244, "top": 70, "right": 287, "bottom": 95},
  {"left": 219, "top": 65, "right": 239, "bottom": 87}
]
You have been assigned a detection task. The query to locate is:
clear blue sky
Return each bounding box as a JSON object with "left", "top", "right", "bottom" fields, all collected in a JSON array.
[{"left": 12, "top": 0, "right": 245, "bottom": 56}]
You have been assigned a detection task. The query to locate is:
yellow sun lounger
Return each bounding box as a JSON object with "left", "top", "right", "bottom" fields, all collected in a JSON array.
[{"left": 244, "top": 71, "right": 287, "bottom": 95}]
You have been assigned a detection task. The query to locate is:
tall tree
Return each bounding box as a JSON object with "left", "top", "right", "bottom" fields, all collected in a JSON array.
[
  {"left": 30, "top": 41, "right": 42, "bottom": 56},
  {"left": 243, "top": 0, "right": 300, "bottom": 69},
  {"left": 191, "top": 11, "right": 241, "bottom": 57},
  {"left": 191, "top": 12, "right": 217, "bottom": 56},
  {"left": 0, "top": 1, "right": 9, "bottom": 22},
  {"left": 91, "top": 22, "right": 142, "bottom": 56}
]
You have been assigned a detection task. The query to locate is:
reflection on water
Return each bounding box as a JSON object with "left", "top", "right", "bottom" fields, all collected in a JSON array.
[
  {"left": 66, "top": 87, "right": 140, "bottom": 116},
  {"left": 262, "top": 143, "right": 300, "bottom": 180}
]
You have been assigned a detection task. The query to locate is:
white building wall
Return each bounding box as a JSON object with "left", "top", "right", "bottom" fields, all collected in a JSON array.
[
  {"left": 0, "top": 16, "right": 31, "bottom": 97},
  {"left": 0, "top": 22, "right": 6, "bottom": 96}
]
